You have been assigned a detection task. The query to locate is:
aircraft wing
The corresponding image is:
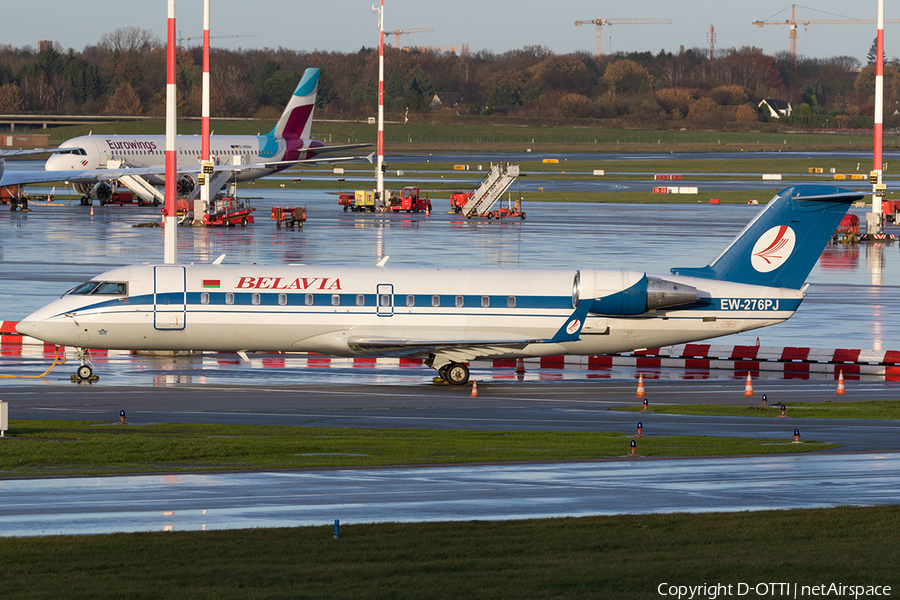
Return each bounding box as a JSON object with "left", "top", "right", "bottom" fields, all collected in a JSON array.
[
  {"left": 0, "top": 165, "right": 186, "bottom": 186},
  {"left": 0, "top": 147, "right": 79, "bottom": 157},
  {"left": 346, "top": 301, "right": 593, "bottom": 361},
  {"left": 245, "top": 151, "right": 374, "bottom": 170}
]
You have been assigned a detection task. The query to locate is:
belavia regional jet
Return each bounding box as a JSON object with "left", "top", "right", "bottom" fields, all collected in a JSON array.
[
  {"left": 43, "top": 68, "right": 370, "bottom": 204},
  {"left": 18, "top": 185, "right": 862, "bottom": 384}
]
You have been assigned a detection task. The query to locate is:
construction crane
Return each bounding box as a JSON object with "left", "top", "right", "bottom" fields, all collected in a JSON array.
[
  {"left": 177, "top": 32, "right": 256, "bottom": 45},
  {"left": 384, "top": 28, "right": 434, "bottom": 48},
  {"left": 575, "top": 18, "right": 671, "bottom": 59},
  {"left": 752, "top": 4, "right": 900, "bottom": 62}
]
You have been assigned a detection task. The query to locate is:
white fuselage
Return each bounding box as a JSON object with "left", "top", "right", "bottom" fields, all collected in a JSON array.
[
  {"left": 17, "top": 264, "right": 804, "bottom": 360},
  {"left": 44, "top": 134, "right": 289, "bottom": 184}
]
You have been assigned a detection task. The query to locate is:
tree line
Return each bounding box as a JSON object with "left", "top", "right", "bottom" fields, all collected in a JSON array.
[{"left": 0, "top": 26, "right": 897, "bottom": 129}]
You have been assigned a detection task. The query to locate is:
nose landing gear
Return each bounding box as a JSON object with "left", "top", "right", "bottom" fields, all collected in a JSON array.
[{"left": 70, "top": 348, "right": 98, "bottom": 382}]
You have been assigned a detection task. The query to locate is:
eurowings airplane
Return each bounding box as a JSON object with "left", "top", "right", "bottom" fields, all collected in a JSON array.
[
  {"left": 17, "top": 185, "right": 862, "bottom": 384},
  {"left": 43, "top": 68, "right": 369, "bottom": 203}
]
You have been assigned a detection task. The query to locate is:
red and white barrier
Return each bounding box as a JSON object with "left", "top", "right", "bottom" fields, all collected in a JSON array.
[{"left": 3, "top": 321, "right": 898, "bottom": 377}]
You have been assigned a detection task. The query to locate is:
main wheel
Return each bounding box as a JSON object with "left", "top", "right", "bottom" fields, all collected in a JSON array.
[
  {"left": 438, "top": 364, "right": 450, "bottom": 381},
  {"left": 76, "top": 365, "right": 93, "bottom": 380},
  {"left": 445, "top": 362, "right": 469, "bottom": 386}
]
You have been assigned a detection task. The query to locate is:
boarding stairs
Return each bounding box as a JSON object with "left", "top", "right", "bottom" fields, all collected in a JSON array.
[
  {"left": 105, "top": 160, "right": 166, "bottom": 205},
  {"left": 461, "top": 163, "right": 519, "bottom": 217}
]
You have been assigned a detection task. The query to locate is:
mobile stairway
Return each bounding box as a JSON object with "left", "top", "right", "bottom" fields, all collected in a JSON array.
[{"left": 461, "top": 163, "right": 519, "bottom": 218}]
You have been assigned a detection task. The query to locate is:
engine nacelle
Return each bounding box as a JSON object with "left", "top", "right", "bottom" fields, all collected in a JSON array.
[
  {"left": 95, "top": 182, "right": 112, "bottom": 201},
  {"left": 576, "top": 270, "right": 698, "bottom": 316},
  {"left": 177, "top": 175, "right": 196, "bottom": 196}
]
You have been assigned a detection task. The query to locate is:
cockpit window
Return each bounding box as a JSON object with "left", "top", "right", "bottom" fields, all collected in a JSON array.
[{"left": 68, "top": 281, "right": 126, "bottom": 295}]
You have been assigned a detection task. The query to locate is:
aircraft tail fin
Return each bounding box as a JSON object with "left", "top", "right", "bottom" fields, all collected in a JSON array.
[
  {"left": 269, "top": 68, "right": 320, "bottom": 141},
  {"left": 670, "top": 185, "right": 864, "bottom": 289}
]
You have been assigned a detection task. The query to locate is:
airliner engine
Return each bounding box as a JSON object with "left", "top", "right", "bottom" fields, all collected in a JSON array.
[{"left": 577, "top": 269, "right": 698, "bottom": 316}]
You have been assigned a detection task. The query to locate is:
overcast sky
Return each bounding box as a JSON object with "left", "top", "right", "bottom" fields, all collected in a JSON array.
[{"left": 5, "top": 1, "right": 899, "bottom": 64}]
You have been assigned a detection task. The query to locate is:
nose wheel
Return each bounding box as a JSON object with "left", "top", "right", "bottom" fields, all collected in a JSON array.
[{"left": 71, "top": 348, "right": 98, "bottom": 382}]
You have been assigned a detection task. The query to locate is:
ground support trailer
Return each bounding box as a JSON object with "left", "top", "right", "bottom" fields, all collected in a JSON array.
[{"left": 271, "top": 206, "right": 307, "bottom": 228}]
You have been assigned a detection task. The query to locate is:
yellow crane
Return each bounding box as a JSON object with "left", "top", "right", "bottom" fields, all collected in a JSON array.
[
  {"left": 384, "top": 28, "right": 434, "bottom": 48},
  {"left": 575, "top": 18, "right": 671, "bottom": 59},
  {"left": 753, "top": 4, "right": 900, "bottom": 62}
]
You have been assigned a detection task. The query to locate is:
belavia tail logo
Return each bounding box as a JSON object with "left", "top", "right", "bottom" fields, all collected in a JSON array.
[{"left": 751, "top": 225, "right": 795, "bottom": 273}]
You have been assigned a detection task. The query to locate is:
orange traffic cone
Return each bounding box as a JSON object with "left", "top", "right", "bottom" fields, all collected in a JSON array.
[
  {"left": 635, "top": 373, "right": 646, "bottom": 398},
  {"left": 90, "top": 205, "right": 94, "bottom": 217},
  {"left": 470, "top": 380, "right": 479, "bottom": 397},
  {"left": 743, "top": 372, "right": 754, "bottom": 396},
  {"left": 515, "top": 358, "right": 526, "bottom": 375},
  {"left": 835, "top": 370, "right": 846, "bottom": 395}
]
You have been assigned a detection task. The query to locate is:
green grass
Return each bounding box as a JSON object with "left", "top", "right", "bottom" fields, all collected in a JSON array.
[
  {"left": 616, "top": 400, "right": 900, "bottom": 420},
  {"left": 0, "top": 421, "right": 834, "bottom": 477},
  {"left": 34, "top": 119, "right": 886, "bottom": 153},
  {"left": 0, "top": 506, "right": 897, "bottom": 599}
]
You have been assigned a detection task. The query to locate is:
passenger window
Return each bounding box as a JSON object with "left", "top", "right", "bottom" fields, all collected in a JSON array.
[
  {"left": 225, "top": 293, "right": 234, "bottom": 305},
  {"left": 432, "top": 295, "right": 440, "bottom": 307},
  {"left": 455, "top": 295, "right": 464, "bottom": 308},
  {"left": 507, "top": 296, "right": 516, "bottom": 308},
  {"left": 278, "top": 294, "right": 287, "bottom": 306},
  {"left": 332, "top": 294, "right": 340, "bottom": 306},
  {"left": 406, "top": 295, "right": 415, "bottom": 307},
  {"left": 380, "top": 294, "right": 391, "bottom": 307},
  {"left": 201, "top": 292, "right": 209, "bottom": 305},
  {"left": 305, "top": 294, "right": 313, "bottom": 306},
  {"left": 252, "top": 293, "right": 260, "bottom": 305},
  {"left": 481, "top": 296, "right": 490, "bottom": 308},
  {"left": 356, "top": 294, "right": 365, "bottom": 306}
]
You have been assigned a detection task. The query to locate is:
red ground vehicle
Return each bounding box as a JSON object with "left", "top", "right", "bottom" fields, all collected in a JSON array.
[
  {"left": 833, "top": 213, "right": 860, "bottom": 243},
  {"left": 338, "top": 193, "right": 355, "bottom": 211},
  {"left": 388, "top": 187, "right": 431, "bottom": 213},
  {"left": 99, "top": 190, "right": 159, "bottom": 206},
  {"left": 450, "top": 192, "right": 473, "bottom": 213},
  {"left": 202, "top": 196, "right": 256, "bottom": 227},
  {"left": 271, "top": 206, "right": 307, "bottom": 227},
  {"left": 883, "top": 199, "right": 900, "bottom": 223}
]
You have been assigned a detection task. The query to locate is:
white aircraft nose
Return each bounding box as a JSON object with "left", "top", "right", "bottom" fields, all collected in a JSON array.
[{"left": 44, "top": 153, "right": 76, "bottom": 171}]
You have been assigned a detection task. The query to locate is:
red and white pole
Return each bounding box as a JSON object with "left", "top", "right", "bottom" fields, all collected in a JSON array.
[
  {"left": 200, "top": 0, "right": 211, "bottom": 214},
  {"left": 376, "top": 0, "right": 385, "bottom": 203},
  {"left": 202, "top": 0, "right": 210, "bottom": 162},
  {"left": 164, "top": 0, "right": 177, "bottom": 263},
  {"left": 873, "top": 0, "right": 885, "bottom": 220}
]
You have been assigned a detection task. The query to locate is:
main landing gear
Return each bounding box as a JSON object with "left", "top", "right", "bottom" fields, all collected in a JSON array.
[
  {"left": 435, "top": 361, "right": 470, "bottom": 386},
  {"left": 71, "top": 348, "right": 98, "bottom": 382}
]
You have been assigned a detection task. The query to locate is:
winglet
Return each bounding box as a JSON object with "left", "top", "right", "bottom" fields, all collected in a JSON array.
[{"left": 548, "top": 300, "right": 592, "bottom": 344}]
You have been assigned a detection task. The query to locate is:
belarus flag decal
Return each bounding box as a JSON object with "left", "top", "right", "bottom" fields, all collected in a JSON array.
[{"left": 202, "top": 280, "right": 221, "bottom": 288}]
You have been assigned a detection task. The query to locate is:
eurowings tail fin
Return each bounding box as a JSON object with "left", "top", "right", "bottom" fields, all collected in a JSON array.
[
  {"left": 268, "top": 67, "right": 320, "bottom": 141},
  {"left": 670, "top": 185, "right": 864, "bottom": 289}
]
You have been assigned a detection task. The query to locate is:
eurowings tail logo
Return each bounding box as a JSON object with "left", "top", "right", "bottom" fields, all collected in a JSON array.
[{"left": 751, "top": 225, "right": 795, "bottom": 272}]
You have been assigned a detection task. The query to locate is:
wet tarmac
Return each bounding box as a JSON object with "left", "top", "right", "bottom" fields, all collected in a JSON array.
[
  {"left": 2, "top": 154, "right": 899, "bottom": 537},
  {"left": 2, "top": 171, "right": 899, "bottom": 350},
  {"left": 2, "top": 453, "right": 898, "bottom": 537}
]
